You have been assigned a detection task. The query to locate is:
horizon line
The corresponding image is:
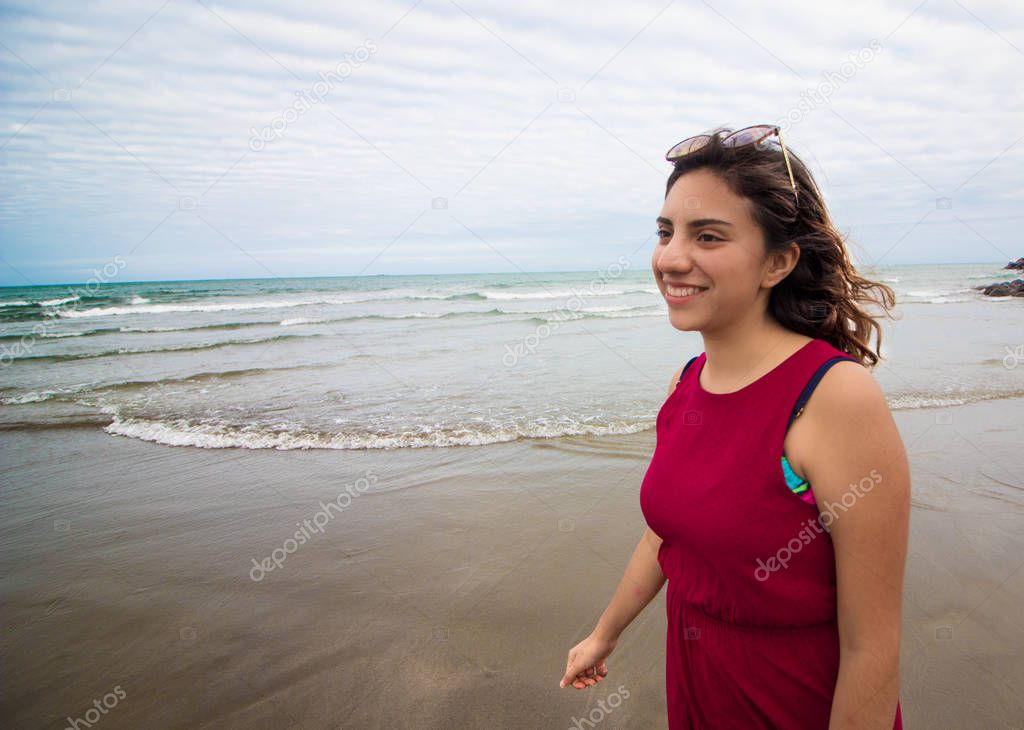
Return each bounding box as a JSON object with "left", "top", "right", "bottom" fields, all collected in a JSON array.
[{"left": 0, "top": 260, "right": 1016, "bottom": 290}]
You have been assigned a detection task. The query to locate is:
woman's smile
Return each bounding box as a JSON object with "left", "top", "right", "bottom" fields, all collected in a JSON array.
[{"left": 663, "top": 283, "right": 708, "bottom": 304}]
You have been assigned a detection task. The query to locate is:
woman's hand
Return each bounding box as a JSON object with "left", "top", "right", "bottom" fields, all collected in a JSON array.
[{"left": 559, "top": 633, "right": 617, "bottom": 689}]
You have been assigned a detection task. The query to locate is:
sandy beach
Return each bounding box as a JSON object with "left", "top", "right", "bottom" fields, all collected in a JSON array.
[{"left": 2, "top": 393, "right": 1023, "bottom": 729}]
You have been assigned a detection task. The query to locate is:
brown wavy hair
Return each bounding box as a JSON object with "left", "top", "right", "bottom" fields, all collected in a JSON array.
[{"left": 665, "top": 128, "right": 897, "bottom": 367}]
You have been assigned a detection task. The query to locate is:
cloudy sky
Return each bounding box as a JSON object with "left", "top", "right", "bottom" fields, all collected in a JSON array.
[{"left": 1, "top": 0, "right": 1021, "bottom": 285}]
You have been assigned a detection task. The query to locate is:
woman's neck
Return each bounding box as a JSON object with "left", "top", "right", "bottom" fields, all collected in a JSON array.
[{"left": 700, "top": 323, "right": 810, "bottom": 393}]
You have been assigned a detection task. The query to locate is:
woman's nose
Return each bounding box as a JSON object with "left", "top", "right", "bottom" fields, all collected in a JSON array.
[{"left": 657, "top": 235, "right": 695, "bottom": 273}]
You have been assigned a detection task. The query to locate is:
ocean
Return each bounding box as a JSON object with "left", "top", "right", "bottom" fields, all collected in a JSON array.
[{"left": 1, "top": 263, "right": 1021, "bottom": 450}]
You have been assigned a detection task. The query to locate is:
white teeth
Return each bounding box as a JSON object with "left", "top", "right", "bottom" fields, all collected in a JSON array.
[{"left": 665, "top": 284, "right": 707, "bottom": 297}]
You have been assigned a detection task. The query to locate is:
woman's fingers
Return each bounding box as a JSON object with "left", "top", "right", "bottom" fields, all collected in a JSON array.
[
  {"left": 562, "top": 658, "right": 610, "bottom": 689},
  {"left": 571, "top": 670, "right": 604, "bottom": 688},
  {"left": 573, "top": 666, "right": 604, "bottom": 686}
]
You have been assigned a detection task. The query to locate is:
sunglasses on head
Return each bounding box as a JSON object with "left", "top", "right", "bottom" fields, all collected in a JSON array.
[{"left": 665, "top": 124, "right": 799, "bottom": 205}]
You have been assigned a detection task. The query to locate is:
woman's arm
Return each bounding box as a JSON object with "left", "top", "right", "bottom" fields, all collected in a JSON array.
[
  {"left": 560, "top": 368, "right": 679, "bottom": 690},
  {"left": 590, "top": 362, "right": 681, "bottom": 641},
  {"left": 560, "top": 526, "right": 666, "bottom": 689},
  {"left": 591, "top": 526, "right": 667, "bottom": 642},
  {"left": 800, "top": 361, "right": 910, "bottom": 729}
]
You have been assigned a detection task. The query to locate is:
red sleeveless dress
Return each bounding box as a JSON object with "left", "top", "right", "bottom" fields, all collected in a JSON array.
[{"left": 639, "top": 338, "right": 903, "bottom": 729}]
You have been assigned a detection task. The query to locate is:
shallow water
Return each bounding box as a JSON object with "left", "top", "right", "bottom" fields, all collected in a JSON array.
[{"left": 1, "top": 263, "right": 1021, "bottom": 449}]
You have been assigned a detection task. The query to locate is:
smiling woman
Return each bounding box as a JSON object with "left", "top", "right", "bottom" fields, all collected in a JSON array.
[{"left": 560, "top": 126, "right": 908, "bottom": 730}]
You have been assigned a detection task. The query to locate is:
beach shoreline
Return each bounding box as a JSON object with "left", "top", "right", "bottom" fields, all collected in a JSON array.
[{"left": 2, "top": 393, "right": 1023, "bottom": 728}]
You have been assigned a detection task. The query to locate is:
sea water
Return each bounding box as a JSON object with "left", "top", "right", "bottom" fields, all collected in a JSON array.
[{"left": 0, "top": 263, "right": 1021, "bottom": 449}]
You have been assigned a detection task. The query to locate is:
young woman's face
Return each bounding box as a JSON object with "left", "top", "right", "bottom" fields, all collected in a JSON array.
[{"left": 652, "top": 168, "right": 776, "bottom": 333}]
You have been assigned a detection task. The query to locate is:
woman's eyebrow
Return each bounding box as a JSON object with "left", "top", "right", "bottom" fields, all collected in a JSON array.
[{"left": 656, "top": 216, "right": 733, "bottom": 228}]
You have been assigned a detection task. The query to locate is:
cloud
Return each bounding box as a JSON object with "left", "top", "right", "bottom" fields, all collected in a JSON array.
[{"left": 0, "top": 0, "right": 1021, "bottom": 284}]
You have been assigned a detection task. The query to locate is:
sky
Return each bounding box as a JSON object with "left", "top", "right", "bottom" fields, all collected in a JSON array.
[{"left": 0, "top": 0, "right": 1022, "bottom": 286}]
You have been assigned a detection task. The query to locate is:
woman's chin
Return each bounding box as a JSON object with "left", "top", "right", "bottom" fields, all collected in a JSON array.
[{"left": 666, "top": 310, "right": 702, "bottom": 331}]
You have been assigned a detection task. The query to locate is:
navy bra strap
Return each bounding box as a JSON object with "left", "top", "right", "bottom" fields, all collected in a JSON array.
[
  {"left": 678, "top": 355, "right": 700, "bottom": 384},
  {"left": 787, "top": 355, "right": 858, "bottom": 429}
]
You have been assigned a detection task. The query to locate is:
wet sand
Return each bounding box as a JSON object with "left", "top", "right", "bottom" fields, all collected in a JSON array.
[{"left": 2, "top": 396, "right": 1023, "bottom": 729}]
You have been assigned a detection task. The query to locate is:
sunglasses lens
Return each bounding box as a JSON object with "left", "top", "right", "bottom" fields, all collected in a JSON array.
[
  {"left": 666, "top": 135, "right": 712, "bottom": 160},
  {"left": 723, "top": 125, "right": 777, "bottom": 148}
]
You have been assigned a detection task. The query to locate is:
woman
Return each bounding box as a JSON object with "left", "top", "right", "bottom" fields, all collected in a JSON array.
[{"left": 558, "top": 125, "right": 909, "bottom": 729}]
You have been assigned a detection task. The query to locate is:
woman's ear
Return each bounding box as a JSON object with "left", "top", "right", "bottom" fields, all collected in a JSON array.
[{"left": 764, "top": 241, "right": 800, "bottom": 287}]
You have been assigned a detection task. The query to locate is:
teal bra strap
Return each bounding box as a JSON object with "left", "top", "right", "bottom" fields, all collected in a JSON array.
[
  {"left": 781, "top": 455, "right": 806, "bottom": 489},
  {"left": 781, "top": 454, "right": 814, "bottom": 502}
]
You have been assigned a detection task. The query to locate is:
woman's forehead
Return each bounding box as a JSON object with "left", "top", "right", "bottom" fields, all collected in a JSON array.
[
  {"left": 668, "top": 169, "right": 735, "bottom": 199},
  {"left": 663, "top": 175, "right": 755, "bottom": 226}
]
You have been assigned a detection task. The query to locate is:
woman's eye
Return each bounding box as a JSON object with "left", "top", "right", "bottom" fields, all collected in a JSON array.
[{"left": 658, "top": 230, "right": 721, "bottom": 243}]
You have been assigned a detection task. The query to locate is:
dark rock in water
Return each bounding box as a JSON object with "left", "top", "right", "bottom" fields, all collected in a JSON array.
[
  {"left": 975, "top": 257, "right": 1024, "bottom": 296},
  {"left": 976, "top": 278, "right": 1024, "bottom": 297}
]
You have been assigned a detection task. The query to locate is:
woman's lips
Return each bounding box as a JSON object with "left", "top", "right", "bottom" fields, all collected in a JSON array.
[{"left": 664, "top": 283, "right": 708, "bottom": 304}]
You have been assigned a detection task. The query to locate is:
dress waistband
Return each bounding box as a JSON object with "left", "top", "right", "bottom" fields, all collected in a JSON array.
[{"left": 674, "top": 594, "right": 839, "bottom": 634}]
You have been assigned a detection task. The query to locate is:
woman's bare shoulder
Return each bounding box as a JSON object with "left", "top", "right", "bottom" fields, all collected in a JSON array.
[{"left": 798, "top": 360, "right": 900, "bottom": 489}]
